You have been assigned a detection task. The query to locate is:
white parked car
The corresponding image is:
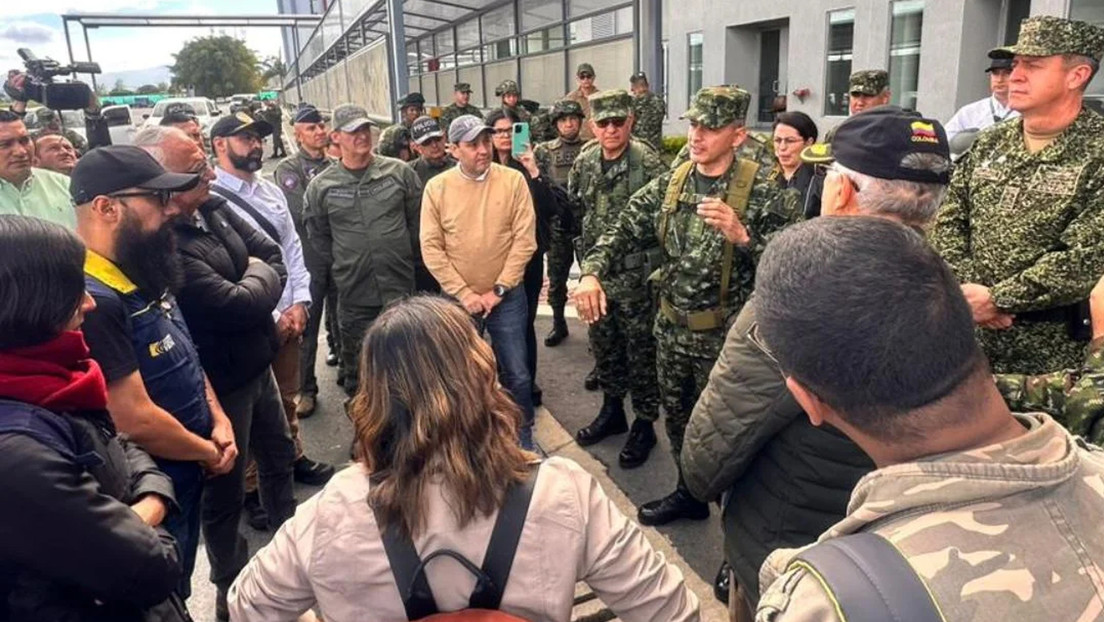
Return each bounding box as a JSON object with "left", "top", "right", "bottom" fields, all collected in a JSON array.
[
  {"left": 142, "top": 97, "right": 222, "bottom": 134},
  {"left": 102, "top": 105, "right": 137, "bottom": 145}
]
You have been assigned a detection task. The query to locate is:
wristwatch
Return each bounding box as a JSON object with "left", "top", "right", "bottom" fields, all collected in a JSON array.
[{"left": 493, "top": 283, "right": 509, "bottom": 297}]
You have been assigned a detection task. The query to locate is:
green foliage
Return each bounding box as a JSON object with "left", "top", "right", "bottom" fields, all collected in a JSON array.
[
  {"left": 660, "top": 135, "right": 687, "bottom": 162},
  {"left": 171, "top": 35, "right": 261, "bottom": 98},
  {"left": 259, "top": 56, "right": 287, "bottom": 82},
  {"left": 136, "top": 84, "right": 160, "bottom": 94}
]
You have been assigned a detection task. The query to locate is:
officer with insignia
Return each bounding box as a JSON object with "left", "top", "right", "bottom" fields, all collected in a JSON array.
[
  {"left": 438, "top": 82, "right": 482, "bottom": 135},
  {"left": 303, "top": 103, "right": 422, "bottom": 395},
  {"left": 536, "top": 99, "right": 587, "bottom": 347},
  {"left": 574, "top": 86, "right": 801, "bottom": 525},
  {"left": 274, "top": 106, "right": 339, "bottom": 417},
  {"left": 568, "top": 90, "right": 667, "bottom": 468},
  {"left": 495, "top": 80, "right": 531, "bottom": 123},
  {"left": 630, "top": 71, "right": 666, "bottom": 151},
  {"left": 932, "top": 15, "right": 1104, "bottom": 375},
  {"left": 34, "top": 107, "right": 88, "bottom": 155}
]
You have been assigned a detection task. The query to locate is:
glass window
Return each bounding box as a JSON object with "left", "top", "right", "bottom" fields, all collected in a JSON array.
[
  {"left": 407, "top": 42, "right": 420, "bottom": 75},
  {"left": 484, "top": 60, "right": 518, "bottom": 103},
  {"left": 522, "top": 25, "right": 566, "bottom": 54},
  {"left": 484, "top": 39, "right": 518, "bottom": 62},
  {"left": 438, "top": 54, "right": 456, "bottom": 71},
  {"left": 1003, "top": 0, "right": 1031, "bottom": 45},
  {"left": 568, "top": 0, "right": 621, "bottom": 18},
  {"left": 457, "top": 18, "right": 480, "bottom": 50},
  {"left": 568, "top": 7, "right": 632, "bottom": 45},
  {"left": 520, "top": 0, "right": 563, "bottom": 32},
  {"left": 435, "top": 29, "right": 455, "bottom": 56},
  {"left": 888, "top": 0, "right": 924, "bottom": 110},
  {"left": 482, "top": 4, "right": 517, "bottom": 43},
  {"left": 458, "top": 65, "right": 484, "bottom": 107},
  {"left": 456, "top": 47, "right": 482, "bottom": 67},
  {"left": 688, "top": 32, "right": 703, "bottom": 105},
  {"left": 522, "top": 52, "right": 567, "bottom": 105},
  {"left": 824, "top": 9, "right": 854, "bottom": 116},
  {"left": 1071, "top": 0, "right": 1104, "bottom": 99}
]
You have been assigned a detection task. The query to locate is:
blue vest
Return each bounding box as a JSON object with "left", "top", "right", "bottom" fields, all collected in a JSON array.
[{"left": 84, "top": 252, "right": 212, "bottom": 484}]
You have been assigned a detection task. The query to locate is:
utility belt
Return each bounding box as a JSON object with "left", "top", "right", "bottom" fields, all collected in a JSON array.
[
  {"left": 573, "top": 237, "right": 662, "bottom": 276},
  {"left": 1015, "top": 300, "right": 1091, "bottom": 342},
  {"left": 659, "top": 297, "right": 727, "bottom": 332}
]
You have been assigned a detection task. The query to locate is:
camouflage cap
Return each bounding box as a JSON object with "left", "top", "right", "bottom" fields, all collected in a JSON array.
[
  {"left": 991, "top": 16, "right": 1104, "bottom": 61},
  {"left": 35, "top": 107, "right": 58, "bottom": 122},
  {"left": 680, "top": 86, "right": 750, "bottom": 128},
  {"left": 377, "top": 125, "right": 411, "bottom": 156},
  {"left": 576, "top": 63, "right": 595, "bottom": 77},
  {"left": 550, "top": 98, "right": 585, "bottom": 122},
  {"left": 495, "top": 80, "right": 520, "bottom": 97},
  {"left": 454, "top": 82, "right": 472, "bottom": 93},
  {"left": 589, "top": 89, "right": 633, "bottom": 122},
  {"left": 849, "top": 70, "right": 889, "bottom": 96}
]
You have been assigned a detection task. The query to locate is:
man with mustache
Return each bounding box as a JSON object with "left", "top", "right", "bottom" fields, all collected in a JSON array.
[{"left": 0, "top": 110, "right": 75, "bottom": 228}]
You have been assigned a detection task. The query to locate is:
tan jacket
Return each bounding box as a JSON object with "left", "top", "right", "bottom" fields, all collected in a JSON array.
[
  {"left": 756, "top": 414, "right": 1104, "bottom": 622},
  {"left": 565, "top": 87, "right": 598, "bottom": 141},
  {"left": 229, "top": 457, "right": 700, "bottom": 622}
]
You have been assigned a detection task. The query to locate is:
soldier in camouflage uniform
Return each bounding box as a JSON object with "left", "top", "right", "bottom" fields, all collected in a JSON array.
[
  {"left": 567, "top": 90, "right": 667, "bottom": 468},
  {"left": 437, "top": 82, "right": 482, "bottom": 135},
  {"left": 565, "top": 63, "right": 599, "bottom": 141},
  {"left": 377, "top": 92, "right": 423, "bottom": 162},
  {"left": 494, "top": 80, "right": 531, "bottom": 123},
  {"left": 535, "top": 99, "right": 587, "bottom": 347},
  {"left": 33, "top": 107, "right": 87, "bottom": 154},
  {"left": 575, "top": 86, "right": 801, "bottom": 524},
  {"left": 630, "top": 71, "right": 666, "bottom": 151},
  {"left": 846, "top": 69, "right": 890, "bottom": 115},
  {"left": 752, "top": 216, "right": 1104, "bottom": 622},
  {"left": 522, "top": 100, "right": 557, "bottom": 144},
  {"left": 274, "top": 106, "right": 339, "bottom": 416},
  {"left": 931, "top": 16, "right": 1104, "bottom": 375}
]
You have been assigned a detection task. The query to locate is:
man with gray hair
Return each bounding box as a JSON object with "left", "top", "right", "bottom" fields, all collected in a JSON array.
[{"left": 680, "top": 105, "right": 953, "bottom": 618}]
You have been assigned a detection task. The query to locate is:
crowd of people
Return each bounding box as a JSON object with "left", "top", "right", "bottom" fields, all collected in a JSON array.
[{"left": 2, "top": 11, "right": 1104, "bottom": 622}]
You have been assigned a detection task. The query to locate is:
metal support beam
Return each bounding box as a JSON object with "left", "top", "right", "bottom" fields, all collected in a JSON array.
[
  {"left": 292, "top": 25, "right": 303, "bottom": 103},
  {"left": 63, "top": 20, "right": 76, "bottom": 80},
  {"left": 387, "top": 0, "right": 409, "bottom": 116},
  {"left": 82, "top": 26, "right": 98, "bottom": 91},
  {"left": 638, "top": 0, "right": 663, "bottom": 102}
]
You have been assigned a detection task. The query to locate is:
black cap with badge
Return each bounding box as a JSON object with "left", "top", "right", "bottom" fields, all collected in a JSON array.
[
  {"left": 294, "top": 106, "right": 326, "bottom": 124},
  {"left": 70, "top": 145, "right": 200, "bottom": 204},
  {"left": 209, "top": 111, "right": 274, "bottom": 141},
  {"left": 160, "top": 102, "right": 198, "bottom": 126}
]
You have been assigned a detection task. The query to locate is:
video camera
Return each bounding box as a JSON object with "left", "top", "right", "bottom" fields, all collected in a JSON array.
[{"left": 16, "top": 48, "right": 101, "bottom": 111}]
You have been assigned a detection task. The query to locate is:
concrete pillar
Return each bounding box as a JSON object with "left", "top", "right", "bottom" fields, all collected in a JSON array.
[
  {"left": 639, "top": 0, "right": 664, "bottom": 97},
  {"left": 386, "top": 0, "right": 408, "bottom": 122}
]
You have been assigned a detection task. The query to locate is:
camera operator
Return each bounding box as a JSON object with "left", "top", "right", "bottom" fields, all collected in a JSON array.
[{"left": 4, "top": 71, "right": 110, "bottom": 151}]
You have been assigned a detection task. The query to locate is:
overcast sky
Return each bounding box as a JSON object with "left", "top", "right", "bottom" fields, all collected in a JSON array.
[{"left": 0, "top": 1, "right": 287, "bottom": 76}]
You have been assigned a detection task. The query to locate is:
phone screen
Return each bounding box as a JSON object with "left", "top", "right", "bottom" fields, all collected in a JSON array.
[{"left": 511, "top": 122, "right": 531, "bottom": 157}]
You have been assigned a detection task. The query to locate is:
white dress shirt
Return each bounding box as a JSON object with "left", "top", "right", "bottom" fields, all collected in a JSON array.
[
  {"left": 944, "top": 95, "right": 1020, "bottom": 142},
  {"left": 213, "top": 167, "right": 312, "bottom": 320}
]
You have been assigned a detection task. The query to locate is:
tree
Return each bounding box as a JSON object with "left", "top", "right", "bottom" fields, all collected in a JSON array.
[
  {"left": 136, "top": 84, "right": 160, "bottom": 94},
  {"left": 113, "top": 78, "right": 127, "bottom": 92},
  {"left": 259, "top": 55, "right": 287, "bottom": 82},
  {"left": 156, "top": 82, "right": 169, "bottom": 93},
  {"left": 171, "top": 35, "right": 261, "bottom": 98}
]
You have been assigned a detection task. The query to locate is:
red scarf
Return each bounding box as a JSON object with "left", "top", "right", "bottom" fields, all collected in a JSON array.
[{"left": 0, "top": 331, "right": 109, "bottom": 412}]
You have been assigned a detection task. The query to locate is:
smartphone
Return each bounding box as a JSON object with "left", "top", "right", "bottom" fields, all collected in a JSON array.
[{"left": 511, "top": 122, "right": 531, "bottom": 157}]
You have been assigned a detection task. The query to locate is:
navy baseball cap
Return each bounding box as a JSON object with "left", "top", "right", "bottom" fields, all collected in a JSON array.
[
  {"left": 294, "top": 106, "right": 326, "bottom": 124},
  {"left": 70, "top": 145, "right": 199, "bottom": 204}
]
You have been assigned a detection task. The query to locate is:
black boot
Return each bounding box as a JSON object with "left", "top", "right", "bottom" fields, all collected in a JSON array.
[
  {"left": 575, "top": 393, "right": 628, "bottom": 446},
  {"left": 532, "top": 383, "right": 543, "bottom": 407},
  {"left": 714, "top": 560, "right": 732, "bottom": 605},
  {"left": 544, "top": 308, "right": 569, "bottom": 346},
  {"left": 618, "top": 419, "right": 657, "bottom": 468},
  {"left": 584, "top": 367, "right": 599, "bottom": 391},
  {"left": 294, "top": 455, "right": 336, "bottom": 486},
  {"left": 638, "top": 481, "right": 710, "bottom": 526}
]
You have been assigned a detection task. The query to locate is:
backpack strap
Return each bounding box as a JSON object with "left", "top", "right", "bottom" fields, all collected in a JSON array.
[
  {"left": 0, "top": 399, "right": 102, "bottom": 469},
  {"left": 788, "top": 532, "right": 946, "bottom": 622},
  {"left": 627, "top": 141, "right": 644, "bottom": 194},
  {"left": 719, "top": 158, "right": 759, "bottom": 310},
  {"left": 658, "top": 160, "right": 695, "bottom": 249},
  {"left": 375, "top": 505, "right": 441, "bottom": 620},
  {"left": 469, "top": 463, "right": 540, "bottom": 610},
  {"left": 210, "top": 185, "right": 283, "bottom": 245}
]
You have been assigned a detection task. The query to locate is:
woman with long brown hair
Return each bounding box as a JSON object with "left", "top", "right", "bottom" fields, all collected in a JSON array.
[{"left": 229, "top": 295, "right": 699, "bottom": 621}]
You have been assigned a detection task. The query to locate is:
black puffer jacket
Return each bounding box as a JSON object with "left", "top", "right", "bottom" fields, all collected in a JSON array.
[
  {"left": 173, "top": 196, "right": 286, "bottom": 394},
  {"left": 680, "top": 296, "right": 875, "bottom": 602},
  {"left": 0, "top": 403, "right": 181, "bottom": 621}
]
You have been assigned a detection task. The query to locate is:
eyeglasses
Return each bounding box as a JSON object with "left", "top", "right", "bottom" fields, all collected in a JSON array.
[
  {"left": 816, "top": 164, "right": 861, "bottom": 193},
  {"left": 595, "top": 117, "right": 627, "bottom": 129},
  {"left": 110, "top": 190, "right": 172, "bottom": 208},
  {"left": 772, "top": 137, "right": 806, "bottom": 147}
]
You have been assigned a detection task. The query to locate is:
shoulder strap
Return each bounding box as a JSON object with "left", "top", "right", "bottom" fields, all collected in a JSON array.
[
  {"left": 470, "top": 464, "right": 540, "bottom": 610},
  {"left": 628, "top": 142, "right": 644, "bottom": 193},
  {"left": 659, "top": 160, "right": 695, "bottom": 248},
  {"left": 374, "top": 503, "right": 441, "bottom": 620},
  {"left": 210, "top": 185, "right": 282, "bottom": 245},
  {"left": 0, "top": 399, "right": 102, "bottom": 468},
  {"left": 790, "top": 532, "right": 945, "bottom": 622},
  {"left": 718, "top": 158, "right": 760, "bottom": 309}
]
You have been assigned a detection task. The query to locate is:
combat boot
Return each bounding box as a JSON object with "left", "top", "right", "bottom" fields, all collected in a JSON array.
[
  {"left": 638, "top": 476, "right": 710, "bottom": 526},
  {"left": 545, "top": 306, "right": 569, "bottom": 346},
  {"left": 575, "top": 393, "right": 628, "bottom": 446},
  {"left": 618, "top": 418, "right": 657, "bottom": 468}
]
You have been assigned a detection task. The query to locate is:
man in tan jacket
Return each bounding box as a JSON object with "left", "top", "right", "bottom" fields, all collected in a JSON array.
[{"left": 420, "top": 115, "right": 537, "bottom": 448}]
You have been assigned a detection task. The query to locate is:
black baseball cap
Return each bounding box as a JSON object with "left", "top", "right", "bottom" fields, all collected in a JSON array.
[
  {"left": 801, "top": 105, "right": 951, "bottom": 184},
  {"left": 209, "top": 111, "right": 273, "bottom": 141},
  {"left": 986, "top": 57, "right": 1013, "bottom": 72},
  {"left": 294, "top": 106, "right": 326, "bottom": 124},
  {"left": 630, "top": 71, "right": 649, "bottom": 84},
  {"left": 160, "top": 102, "right": 198, "bottom": 126},
  {"left": 70, "top": 145, "right": 200, "bottom": 204}
]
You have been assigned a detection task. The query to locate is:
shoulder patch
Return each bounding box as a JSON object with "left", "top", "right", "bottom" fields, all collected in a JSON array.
[{"left": 278, "top": 170, "right": 300, "bottom": 191}]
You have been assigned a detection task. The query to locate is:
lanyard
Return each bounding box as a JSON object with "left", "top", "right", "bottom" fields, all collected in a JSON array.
[{"left": 990, "top": 98, "right": 1013, "bottom": 124}]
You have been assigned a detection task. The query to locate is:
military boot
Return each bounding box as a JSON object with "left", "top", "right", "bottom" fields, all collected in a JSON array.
[
  {"left": 575, "top": 393, "right": 628, "bottom": 446},
  {"left": 638, "top": 475, "right": 710, "bottom": 526},
  {"left": 545, "top": 306, "right": 569, "bottom": 346},
  {"left": 618, "top": 418, "right": 657, "bottom": 468}
]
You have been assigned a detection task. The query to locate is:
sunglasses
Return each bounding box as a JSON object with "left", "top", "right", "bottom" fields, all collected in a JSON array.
[
  {"left": 578, "top": 73, "right": 594, "bottom": 79},
  {"left": 595, "top": 117, "right": 627, "bottom": 129},
  {"left": 110, "top": 190, "right": 173, "bottom": 207}
]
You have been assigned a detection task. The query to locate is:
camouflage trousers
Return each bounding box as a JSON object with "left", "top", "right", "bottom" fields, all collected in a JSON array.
[
  {"left": 654, "top": 313, "right": 728, "bottom": 459},
  {"left": 979, "top": 320, "right": 1085, "bottom": 375},
  {"left": 588, "top": 290, "right": 660, "bottom": 420},
  {"left": 546, "top": 221, "right": 575, "bottom": 312}
]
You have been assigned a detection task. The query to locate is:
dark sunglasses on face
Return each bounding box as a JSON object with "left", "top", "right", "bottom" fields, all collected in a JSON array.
[
  {"left": 110, "top": 190, "right": 173, "bottom": 207},
  {"left": 596, "top": 117, "right": 627, "bottom": 129}
]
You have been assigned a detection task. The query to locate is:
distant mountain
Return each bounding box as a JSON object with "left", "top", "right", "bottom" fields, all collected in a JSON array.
[{"left": 98, "top": 66, "right": 173, "bottom": 91}]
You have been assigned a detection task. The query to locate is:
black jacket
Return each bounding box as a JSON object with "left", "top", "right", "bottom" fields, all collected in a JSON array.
[
  {"left": 681, "top": 297, "right": 874, "bottom": 601},
  {"left": 501, "top": 155, "right": 563, "bottom": 253},
  {"left": 174, "top": 196, "right": 287, "bottom": 394},
  {"left": 0, "top": 406, "right": 181, "bottom": 621}
]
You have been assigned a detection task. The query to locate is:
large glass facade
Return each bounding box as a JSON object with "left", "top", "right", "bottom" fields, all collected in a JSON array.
[
  {"left": 824, "top": 9, "right": 854, "bottom": 116},
  {"left": 888, "top": 0, "right": 924, "bottom": 110}
]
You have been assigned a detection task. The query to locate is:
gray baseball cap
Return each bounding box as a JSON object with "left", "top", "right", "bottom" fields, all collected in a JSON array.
[
  {"left": 410, "top": 115, "right": 444, "bottom": 144},
  {"left": 448, "top": 114, "right": 492, "bottom": 144},
  {"left": 333, "top": 103, "right": 376, "bottom": 133}
]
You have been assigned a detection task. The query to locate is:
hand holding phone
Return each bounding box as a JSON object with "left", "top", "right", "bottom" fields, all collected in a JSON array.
[{"left": 511, "top": 122, "right": 531, "bottom": 157}]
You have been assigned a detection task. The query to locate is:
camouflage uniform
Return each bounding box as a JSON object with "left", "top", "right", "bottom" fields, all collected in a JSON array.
[
  {"left": 931, "top": 17, "right": 1104, "bottom": 375},
  {"left": 34, "top": 108, "right": 87, "bottom": 154},
  {"left": 631, "top": 89, "right": 666, "bottom": 151},
  {"left": 569, "top": 91, "right": 668, "bottom": 420},
  {"left": 580, "top": 86, "right": 801, "bottom": 459},
  {"left": 756, "top": 414, "right": 1104, "bottom": 622},
  {"left": 528, "top": 106, "right": 558, "bottom": 144},
  {"left": 848, "top": 69, "right": 889, "bottom": 96},
  {"left": 376, "top": 124, "right": 413, "bottom": 160},
  {"left": 494, "top": 80, "right": 531, "bottom": 123},
  {"left": 438, "top": 82, "right": 483, "bottom": 134},
  {"left": 535, "top": 99, "right": 587, "bottom": 322},
  {"left": 995, "top": 337, "right": 1104, "bottom": 445}
]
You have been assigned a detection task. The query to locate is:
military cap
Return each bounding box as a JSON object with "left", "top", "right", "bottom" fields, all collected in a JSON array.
[
  {"left": 576, "top": 63, "right": 596, "bottom": 77},
  {"left": 209, "top": 110, "right": 273, "bottom": 140},
  {"left": 495, "top": 80, "right": 520, "bottom": 97},
  {"left": 332, "top": 103, "right": 377, "bottom": 132},
  {"left": 849, "top": 70, "right": 889, "bottom": 96},
  {"left": 550, "top": 99, "right": 585, "bottom": 122},
  {"left": 680, "top": 86, "right": 750, "bottom": 129},
  {"left": 397, "top": 92, "right": 426, "bottom": 108},
  {"left": 293, "top": 106, "right": 325, "bottom": 124},
  {"left": 410, "top": 115, "right": 444, "bottom": 144},
  {"left": 378, "top": 126, "right": 411, "bottom": 156},
  {"left": 629, "top": 71, "right": 649, "bottom": 85},
  {"left": 986, "top": 56, "right": 1013, "bottom": 72},
  {"left": 454, "top": 82, "right": 473, "bottom": 93},
  {"left": 589, "top": 89, "right": 633, "bottom": 122},
  {"left": 35, "top": 107, "right": 58, "bottom": 122},
  {"left": 989, "top": 16, "right": 1104, "bottom": 62}
]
